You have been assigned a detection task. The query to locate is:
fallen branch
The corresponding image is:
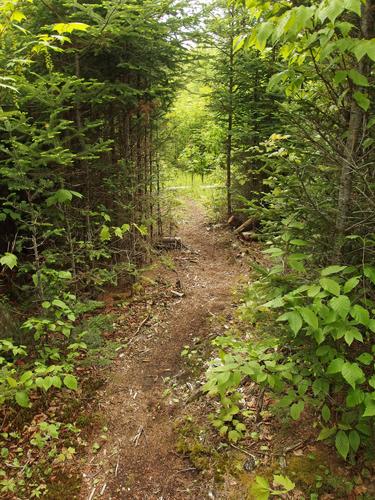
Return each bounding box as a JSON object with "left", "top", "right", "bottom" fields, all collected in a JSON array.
[
  {"left": 88, "top": 486, "right": 96, "bottom": 500},
  {"left": 234, "top": 217, "right": 257, "bottom": 235},
  {"left": 155, "top": 237, "right": 184, "bottom": 250},
  {"left": 229, "top": 443, "right": 258, "bottom": 458},
  {"left": 127, "top": 314, "right": 151, "bottom": 346},
  {"left": 131, "top": 426, "right": 144, "bottom": 446}
]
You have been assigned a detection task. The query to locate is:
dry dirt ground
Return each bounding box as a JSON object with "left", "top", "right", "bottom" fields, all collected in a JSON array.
[{"left": 79, "top": 200, "right": 247, "bottom": 499}]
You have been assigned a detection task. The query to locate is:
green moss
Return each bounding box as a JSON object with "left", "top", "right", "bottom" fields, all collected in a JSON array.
[
  {"left": 45, "top": 470, "right": 81, "bottom": 500},
  {"left": 283, "top": 449, "right": 354, "bottom": 497}
]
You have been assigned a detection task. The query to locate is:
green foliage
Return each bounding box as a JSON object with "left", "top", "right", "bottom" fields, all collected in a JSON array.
[
  {"left": 251, "top": 474, "right": 295, "bottom": 499},
  {"left": 0, "top": 253, "right": 17, "bottom": 270},
  {"left": 202, "top": 1, "right": 374, "bottom": 467},
  {"left": 206, "top": 249, "right": 375, "bottom": 460}
]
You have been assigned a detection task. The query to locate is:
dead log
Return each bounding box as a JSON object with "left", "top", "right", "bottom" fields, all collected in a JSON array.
[
  {"left": 240, "top": 231, "right": 259, "bottom": 242},
  {"left": 155, "top": 237, "right": 183, "bottom": 250},
  {"left": 234, "top": 217, "right": 258, "bottom": 234},
  {"left": 228, "top": 214, "right": 241, "bottom": 227}
]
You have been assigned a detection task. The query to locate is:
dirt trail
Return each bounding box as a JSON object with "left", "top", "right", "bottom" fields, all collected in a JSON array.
[{"left": 80, "top": 200, "right": 245, "bottom": 499}]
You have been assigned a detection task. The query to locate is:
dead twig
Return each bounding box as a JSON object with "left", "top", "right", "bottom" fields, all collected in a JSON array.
[
  {"left": 88, "top": 486, "right": 96, "bottom": 500},
  {"left": 283, "top": 440, "right": 304, "bottom": 454},
  {"left": 131, "top": 426, "right": 144, "bottom": 446},
  {"left": 255, "top": 387, "right": 266, "bottom": 423},
  {"left": 127, "top": 315, "right": 151, "bottom": 345},
  {"left": 229, "top": 443, "right": 260, "bottom": 458},
  {"left": 175, "top": 467, "right": 197, "bottom": 473}
]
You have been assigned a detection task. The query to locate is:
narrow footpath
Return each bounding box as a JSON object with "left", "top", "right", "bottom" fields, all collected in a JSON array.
[{"left": 80, "top": 200, "right": 246, "bottom": 499}]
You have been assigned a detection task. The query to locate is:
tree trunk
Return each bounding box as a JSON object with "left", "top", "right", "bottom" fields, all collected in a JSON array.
[
  {"left": 333, "top": 0, "right": 373, "bottom": 261},
  {"left": 226, "top": 7, "right": 235, "bottom": 217}
]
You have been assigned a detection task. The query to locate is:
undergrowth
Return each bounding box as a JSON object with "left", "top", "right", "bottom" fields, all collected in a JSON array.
[
  {"left": 204, "top": 222, "right": 375, "bottom": 468},
  {"left": 0, "top": 296, "right": 118, "bottom": 498}
]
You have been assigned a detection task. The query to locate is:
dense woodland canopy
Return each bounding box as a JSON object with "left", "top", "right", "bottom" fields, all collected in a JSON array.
[{"left": 0, "top": 0, "right": 374, "bottom": 498}]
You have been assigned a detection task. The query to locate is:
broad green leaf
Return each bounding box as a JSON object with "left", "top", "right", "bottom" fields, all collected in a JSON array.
[
  {"left": 334, "top": 70, "right": 348, "bottom": 84},
  {"left": 46, "top": 189, "right": 82, "bottom": 207},
  {"left": 344, "top": 0, "right": 362, "bottom": 16},
  {"left": 344, "top": 276, "right": 360, "bottom": 293},
  {"left": 51, "top": 375, "right": 62, "bottom": 388},
  {"left": 321, "top": 404, "right": 331, "bottom": 423},
  {"left": 286, "top": 311, "right": 303, "bottom": 335},
  {"left": 364, "top": 40, "right": 375, "bottom": 61},
  {"left": 321, "top": 265, "right": 347, "bottom": 276},
  {"left": 350, "top": 305, "right": 369, "bottom": 326},
  {"left": 52, "top": 299, "right": 67, "bottom": 309},
  {"left": 100, "top": 225, "right": 111, "bottom": 242},
  {"left": 314, "top": 328, "right": 325, "bottom": 345},
  {"left": 317, "top": 426, "right": 336, "bottom": 441},
  {"left": 228, "top": 430, "right": 241, "bottom": 442},
  {"left": 299, "top": 307, "right": 319, "bottom": 330},
  {"left": 335, "top": 430, "right": 349, "bottom": 460},
  {"left": 265, "top": 296, "right": 285, "bottom": 308},
  {"left": 353, "top": 91, "right": 370, "bottom": 111},
  {"left": 251, "top": 485, "right": 269, "bottom": 500},
  {"left": 291, "top": 5, "right": 314, "bottom": 35},
  {"left": 263, "top": 247, "right": 283, "bottom": 256},
  {"left": 255, "top": 22, "right": 274, "bottom": 51},
  {"left": 348, "top": 69, "right": 369, "bottom": 87},
  {"left": 43, "top": 377, "right": 53, "bottom": 391},
  {"left": 356, "top": 352, "right": 373, "bottom": 365},
  {"left": 15, "top": 391, "right": 30, "bottom": 408},
  {"left": 330, "top": 295, "right": 350, "bottom": 319},
  {"left": 349, "top": 430, "right": 360, "bottom": 453},
  {"left": 268, "top": 71, "right": 288, "bottom": 90},
  {"left": 346, "top": 388, "right": 364, "bottom": 407},
  {"left": 10, "top": 11, "right": 26, "bottom": 22},
  {"left": 336, "top": 21, "right": 355, "bottom": 37},
  {"left": 318, "top": 0, "right": 346, "bottom": 23},
  {"left": 352, "top": 40, "right": 374, "bottom": 61},
  {"left": 312, "top": 378, "right": 329, "bottom": 396},
  {"left": 363, "top": 400, "right": 375, "bottom": 417},
  {"left": 320, "top": 278, "right": 340, "bottom": 296},
  {"left": 341, "top": 362, "right": 365, "bottom": 389},
  {"left": 273, "top": 475, "right": 295, "bottom": 492},
  {"left": 52, "top": 22, "right": 89, "bottom": 34},
  {"left": 327, "top": 357, "right": 345, "bottom": 374},
  {"left": 290, "top": 400, "right": 304, "bottom": 420},
  {"left": 63, "top": 374, "right": 78, "bottom": 391},
  {"left": 316, "top": 345, "right": 333, "bottom": 357},
  {"left": 297, "top": 379, "right": 310, "bottom": 396},
  {"left": 356, "top": 422, "right": 371, "bottom": 436},
  {"left": 363, "top": 265, "right": 375, "bottom": 285},
  {"left": 133, "top": 224, "right": 148, "bottom": 236},
  {"left": 290, "top": 239, "right": 308, "bottom": 246},
  {"left": 307, "top": 285, "right": 321, "bottom": 298},
  {"left": 6, "top": 377, "right": 17, "bottom": 388},
  {"left": 344, "top": 327, "right": 363, "bottom": 346},
  {"left": 19, "top": 371, "right": 32, "bottom": 383},
  {"left": 0, "top": 252, "right": 17, "bottom": 270}
]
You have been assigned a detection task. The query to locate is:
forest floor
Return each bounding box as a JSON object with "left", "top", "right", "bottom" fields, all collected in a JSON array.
[
  {"left": 43, "top": 198, "right": 374, "bottom": 500},
  {"left": 78, "top": 199, "right": 248, "bottom": 499}
]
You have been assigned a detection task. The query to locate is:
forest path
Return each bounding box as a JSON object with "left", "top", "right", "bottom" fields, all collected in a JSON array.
[{"left": 80, "top": 199, "right": 246, "bottom": 500}]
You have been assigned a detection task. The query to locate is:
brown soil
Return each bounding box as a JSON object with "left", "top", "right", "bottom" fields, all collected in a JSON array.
[{"left": 79, "top": 200, "right": 247, "bottom": 499}]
